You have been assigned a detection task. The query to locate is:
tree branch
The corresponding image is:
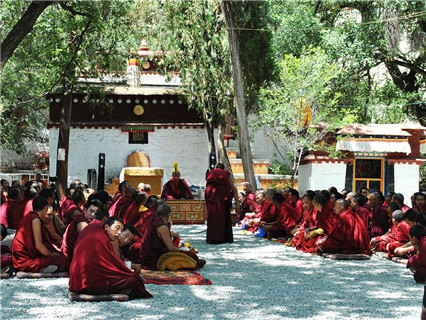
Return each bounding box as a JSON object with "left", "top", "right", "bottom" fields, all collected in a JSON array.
[{"left": 58, "top": 1, "right": 93, "bottom": 18}]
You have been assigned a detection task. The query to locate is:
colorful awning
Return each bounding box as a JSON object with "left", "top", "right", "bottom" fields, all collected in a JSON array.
[{"left": 336, "top": 137, "right": 411, "bottom": 155}]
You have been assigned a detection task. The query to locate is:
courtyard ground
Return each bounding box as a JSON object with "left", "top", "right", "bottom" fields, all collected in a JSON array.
[{"left": 0, "top": 225, "right": 423, "bottom": 320}]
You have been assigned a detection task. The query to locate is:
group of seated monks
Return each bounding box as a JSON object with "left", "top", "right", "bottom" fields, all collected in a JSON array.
[
  {"left": 238, "top": 183, "right": 426, "bottom": 284},
  {"left": 0, "top": 176, "right": 205, "bottom": 299}
]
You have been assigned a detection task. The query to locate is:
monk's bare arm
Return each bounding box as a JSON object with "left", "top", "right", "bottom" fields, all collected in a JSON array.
[
  {"left": 229, "top": 176, "right": 240, "bottom": 212},
  {"left": 70, "top": 209, "right": 81, "bottom": 220},
  {"left": 32, "top": 219, "right": 54, "bottom": 256},
  {"left": 76, "top": 222, "right": 88, "bottom": 233},
  {"left": 112, "top": 239, "right": 121, "bottom": 259},
  {"left": 157, "top": 225, "right": 180, "bottom": 252}
]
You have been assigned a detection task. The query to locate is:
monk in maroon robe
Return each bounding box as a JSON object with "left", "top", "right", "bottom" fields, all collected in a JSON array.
[
  {"left": 138, "top": 204, "right": 204, "bottom": 270},
  {"left": 1, "top": 223, "right": 12, "bottom": 271},
  {"left": 122, "top": 193, "right": 147, "bottom": 226},
  {"left": 368, "top": 192, "right": 391, "bottom": 238},
  {"left": 205, "top": 164, "right": 239, "bottom": 244},
  {"left": 292, "top": 193, "right": 315, "bottom": 248},
  {"left": 262, "top": 193, "right": 301, "bottom": 238},
  {"left": 62, "top": 201, "right": 103, "bottom": 261},
  {"left": 112, "top": 187, "right": 136, "bottom": 218},
  {"left": 69, "top": 216, "right": 152, "bottom": 299},
  {"left": 407, "top": 225, "right": 426, "bottom": 283},
  {"left": 12, "top": 197, "right": 69, "bottom": 272},
  {"left": 161, "top": 172, "right": 193, "bottom": 200},
  {"left": 0, "top": 188, "right": 23, "bottom": 229},
  {"left": 350, "top": 193, "right": 370, "bottom": 230},
  {"left": 317, "top": 199, "right": 371, "bottom": 254},
  {"left": 62, "top": 190, "right": 85, "bottom": 227},
  {"left": 288, "top": 188, "right": 303, "bottom": 217}
]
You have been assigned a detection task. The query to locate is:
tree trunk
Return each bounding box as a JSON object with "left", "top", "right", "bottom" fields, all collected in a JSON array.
[
  {"left": 56, "top": 81, "right": 73, "bottom": 200},
  {"left": 217, "top": 117, "right": 233, "bottom": 176},
  {"left": 221, "top": 0, "right": 256, "bottom": 189},
  {"left": 1, "top": 1, "right": 53, "bottom": 68}
]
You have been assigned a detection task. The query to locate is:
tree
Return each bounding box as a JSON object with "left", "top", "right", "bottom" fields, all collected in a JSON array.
[
  {"left": 1, "top": 0, "right": 139, "bottom": 196},
  {"left": 256, "top": 47, "right": 351, "bottom": 184}
]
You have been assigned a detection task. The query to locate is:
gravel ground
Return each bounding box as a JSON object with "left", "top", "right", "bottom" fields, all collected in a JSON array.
[{"left": 0, "top": 225, "right": 423, "bottom": 320}]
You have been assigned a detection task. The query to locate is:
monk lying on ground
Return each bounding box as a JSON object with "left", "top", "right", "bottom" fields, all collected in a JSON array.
[
  {"left": 69, "top": 216, "right": 152, "bottom": 299},
  {"left": 12, "top": 196, "right": 69, "bottom": 273}
]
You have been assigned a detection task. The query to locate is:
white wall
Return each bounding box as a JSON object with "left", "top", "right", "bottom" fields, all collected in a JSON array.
[
  {"left": 394, "top": 163, "right": 419, "bottom": 204},
  {"left": 298, "top": 162, "right": 347, "bottom": 194},
  {"left": 49, "top": 127, "right": 213, "bottom": 187}
]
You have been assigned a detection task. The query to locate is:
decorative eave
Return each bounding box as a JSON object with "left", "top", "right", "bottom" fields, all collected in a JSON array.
[
  {"left": 47, "top": 122, "right": 205, "bottom": 130},
  {"left": 300, "top": 154, "right": 352, "bottom": 165},
  {"left": 387, "top": 158, "right": 426, "bottom": 165},
  {"left": 336, "top": 135, "right": 412, "bottom": 155}
]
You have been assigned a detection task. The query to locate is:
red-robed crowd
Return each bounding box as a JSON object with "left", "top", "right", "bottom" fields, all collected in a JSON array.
[
  {"left": 0, "top": 174, "right": 204, "bottom": 299},
  {"left": 237, "top": 184, "right": 426, "bottom": 284}
]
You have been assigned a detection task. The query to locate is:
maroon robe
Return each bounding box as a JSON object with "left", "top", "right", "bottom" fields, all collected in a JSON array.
[
  {"left": 69, "top": 222, "right": 152, "bottom": 299},
  {"left": 59, "top": 198, "right": 73, "bottom": 221},
  {"left": 205, "top": 168, "right": 233, "bottom": 244},
  {"left": 292, "top": 207, "right": 315, "bottom": 249},
  {"left": 122, "top": 202, "right": 142, "bottom": 226},
  {"left": 62, "top": 215, "right": 89, "bottom": 261},
  {"left": 355, "top": 206, "right": 370, "bottom": 230},
  {"left": 161, "top": 179, "right": 193, "bottom": 200},
  {"left": 290, "top": 198, "right": 303, "bottom": 217},
  {"left": 318, "top": 209, "right": 371, "bottom": 254},
  {"left": 387, "top": 220, "right": 411, "bottom": 256},
  {"left": 407, "top": 237, "right": 426, "bottom": 283},
  {"left": 12, "top": 212, "right": 69, "bottom": 272},
  {"left": 138, "top": 215, "right": 203, "bottom": 270},
  {"left": 116, "top": 198, "right": 136, "bottom": 220},
  {"left": 62, "top": 204, "right": 82, "bottom": 227},
  {"left": 369, "top": 205, "right": 391, "bottom": 238},
  {"left": 259, "top": 200, "right": 276, "bottom": 223},
  {"left": 269, "top": 202, "right": 301, "bottom": 238},
  {"left": 112, "top": 196, "right": 133, "bottom": 218}
]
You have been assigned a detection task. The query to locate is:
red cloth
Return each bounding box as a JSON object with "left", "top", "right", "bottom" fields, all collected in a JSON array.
[
  {"left": 269, "top": 202, "right": 301, "bottom": 237},
  {"left": 369, "top": 206, "right": 391, "bottom": 238},
  {"left": 387, "top": 221, "right": 411, "bottom": 257},
  {"left": 111, "top": 192, "right": 123, "bottom": 206},
  {"left": 69, "top": 222, "right": 152, "bottom": 299},
  {"left": 116, "top": 198, "right": 136, "bottom": 220},
  {"left": 259, "top": 200, "right": 276, "bottom": 223},
  {"left": 205, "top": 168, "right": 233, "bottom": 244},
  {"left": 315, "top": 203, "right": 336, "bottom": 235},
  {"left": 122, "top": 202, "right": 142, "bottom": 226},
  {"left": 111, "top": 196, "right": 133, "bottom": 218},
  {"left": 292, "top": 207, "right": 315, "bottom": 248},
  {"left": 290, "top": 198, "right": 303, "bottom": 217},
  {"left": 62, "top": 215, "right": 89, "bottom": 261},
  {"left": 59, "top": 198, "right": 73, "bottom": 220},
  {"left": 355, "top": 206, "right": 370, "bottom": 230},
  {"left": 0, "top": 199, "right": 28, "bottom": 229},
  {"left": 12, "top": 212, "right": 69, "bottom": 272},
  {"left": 318, "top": 209, "right": 371, "bottom": 254},
  {"left": 23, "top": 199, "right": 34, "bottom": 218},
  {"left": 407, "top": 237, "right": 426, "bottom": 283},
  {"left": 161, "top": 179, "right": 193, "bottom": 200},
  {"left": 62, "top": 204, "right": 82, "bottom": 227}
]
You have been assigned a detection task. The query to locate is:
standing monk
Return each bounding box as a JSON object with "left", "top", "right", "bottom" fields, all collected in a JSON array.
[
  {"left": 161, "top": 162, "right": 193, "bottom": 200},
  {"left": 69, "top": 217, "right": 152, "bottom": 299},
  {"left": 205, "top": 163, "right": 239, "bottom": 244},
  {"left": 12, "top": 196, "right": 69, "bottom": 273}
]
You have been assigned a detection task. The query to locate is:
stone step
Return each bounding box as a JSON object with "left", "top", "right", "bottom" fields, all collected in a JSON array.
[{"left": 229, "top": 158, "right": 270, "bottom": 175}]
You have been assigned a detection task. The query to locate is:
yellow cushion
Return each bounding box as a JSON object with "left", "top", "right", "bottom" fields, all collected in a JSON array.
[{"left": 157, "top": 252, "right": 197, "bottom": 271}]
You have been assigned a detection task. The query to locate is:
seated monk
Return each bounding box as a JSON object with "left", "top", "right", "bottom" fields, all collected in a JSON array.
[
  {"left": 244, "top": 190, "right": 276, "bottom": 231},
  {"left": 11, "top": 196, "right": 69, "bottom": 273},
  {"left": 112, "top": 224, "right": 142, "bottom": 274},
  {"left": 350, "top": 193, "right": 370, "bottom": 230},
  {"left": 112, "top": 187, "right": 136, "bottom": 219},
  {"left": 407, "top": 225, "right": 426, "bottom": 284},
  {"left": 138, "top": 203, "right": 205, "bottom": 270},
  {"left": 288, "top": 188, "right": 303, "bottom": 217},
  {"left": 292, "top": 193, "right": 316, "bottom": 249},
  {"left": 372, "top": 210, "right": 410, "bottom": 255},
  {"left": 69, "top": 217, "right": 152, "bottom": 299},
  {"left": 59, "top": 188, "right": 74, "bottom": 220},
  {"left": 316, "top": 199, "right": 371, "bottom": 254},
  {"left": 238, "top": 191, "right": 257, "bottom": 221},
  {"left": 161, "top": 162, "right": 193, "bottom": 200},
  {"left": 368, "top": 192, "right": 391, "bottom": 238},
  {"left": 0, "top": 188, "right": 23, "bottom": 229},
  {"left": 261, "top": 193, "right": 301, "bottom": 239},
  {"left": 61, "top": 190, "right": 85, "bottom": 227},
  {"left": 62, "top": 200, "right": 103, "bottom": 261},
  {"left": 122, "top": 193, "right": 148, "bottom": 226},
  {"left": 1, "top": 223, "right": 12, "bottom": 273}
]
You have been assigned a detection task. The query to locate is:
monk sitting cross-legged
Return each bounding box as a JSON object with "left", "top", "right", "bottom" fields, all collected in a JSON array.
[
  {"left": 69, "top": 217, "right": 152, "bottom": 299},
  {"left": 316, "top": 199, "right": 371, "bottom": 254},
  {"left": 12, "top": 196, "right": 69, "bottom": 273},
  {"left": 138, "top": 203, "right": 205, "bottom": 270}
]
